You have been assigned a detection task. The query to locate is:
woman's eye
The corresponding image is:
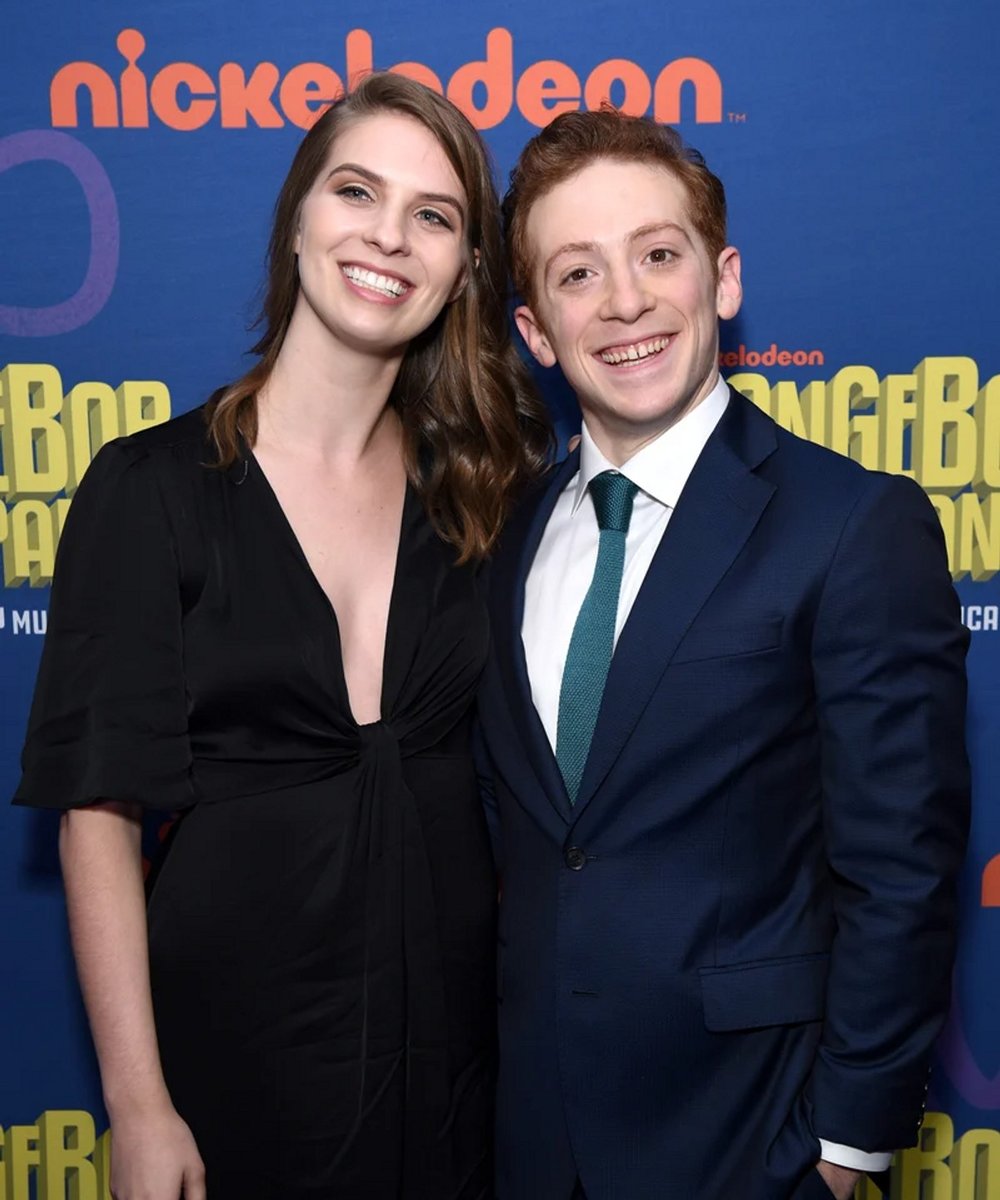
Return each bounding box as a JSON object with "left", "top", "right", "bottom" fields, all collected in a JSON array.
[
  {"left": 416, "top": 209, "right": 452, "bottom": 230},
  {"left": 647, "top": 247, "right": 675, "bottom": 264},
  {"left": 337, "top": 184, "right": 372, "bottom": 202}
]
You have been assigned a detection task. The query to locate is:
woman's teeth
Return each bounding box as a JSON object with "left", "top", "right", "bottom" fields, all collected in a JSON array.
[{"left": 342, "top": 266, "right": 408, "bottom": 297}]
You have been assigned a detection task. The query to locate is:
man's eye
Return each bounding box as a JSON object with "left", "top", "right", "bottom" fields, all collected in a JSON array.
[
  {"left": 648, "top": 247, "right": 675, "bottom": 264},
  {"left": 561, "top": 267, "right": 591, "bottom": 285}
]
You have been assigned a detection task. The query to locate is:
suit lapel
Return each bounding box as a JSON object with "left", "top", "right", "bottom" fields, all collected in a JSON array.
[
  {"left": 573, "top": 391, "right": 779, "bottom": 814},
  {"left": 491, "top": 451, "right": 580, "bottom": 825}
]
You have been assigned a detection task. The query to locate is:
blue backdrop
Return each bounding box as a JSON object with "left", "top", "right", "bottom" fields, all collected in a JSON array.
[{"left": 2, "top": 2, "right": 997, "bottom": 1195}]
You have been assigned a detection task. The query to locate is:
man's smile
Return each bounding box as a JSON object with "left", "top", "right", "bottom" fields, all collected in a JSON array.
[{"left": 596, "top": 335, "right": 672, "bottom": 366}]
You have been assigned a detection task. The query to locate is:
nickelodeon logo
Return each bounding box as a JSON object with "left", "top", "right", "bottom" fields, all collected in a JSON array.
[
  {"left": 50, "top": 29, "right": 723, "bottom": 133},
  {"left": 983, "top": 855, "right": 1000, "bottom": 906}
]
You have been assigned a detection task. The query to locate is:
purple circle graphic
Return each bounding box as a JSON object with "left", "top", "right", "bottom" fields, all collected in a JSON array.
[
  {"left": 0, "top": 130, "right": 120, "bottom": 337},
  {"left": 936, "top": 985, "right": 1000, "bottom": 1109}
]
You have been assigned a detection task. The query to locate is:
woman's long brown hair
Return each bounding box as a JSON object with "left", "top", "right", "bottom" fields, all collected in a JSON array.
[{"left": 206, "top": 72, "right": 551, "bottom": 561}]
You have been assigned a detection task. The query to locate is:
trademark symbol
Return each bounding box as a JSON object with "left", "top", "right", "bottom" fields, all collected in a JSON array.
[{"left": 728, "top": 111, "right": 747, "bottom": 123}]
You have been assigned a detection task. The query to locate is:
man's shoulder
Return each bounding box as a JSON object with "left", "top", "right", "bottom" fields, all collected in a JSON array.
[{"left": 761, "top": 404, "right": 923, "bottom": 514}]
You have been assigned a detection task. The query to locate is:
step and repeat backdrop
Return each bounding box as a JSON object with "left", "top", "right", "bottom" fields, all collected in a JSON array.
[{"left": 1, "top": 0, "right": 997, "bottom": 1195}]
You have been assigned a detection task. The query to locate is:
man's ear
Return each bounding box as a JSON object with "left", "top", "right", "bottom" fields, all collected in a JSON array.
[
  {"left": 716, "top": 246, "right": 742, "bottom": 320},
  {"left": 514, "top": 304, "right": 557, "bottom": 368}
]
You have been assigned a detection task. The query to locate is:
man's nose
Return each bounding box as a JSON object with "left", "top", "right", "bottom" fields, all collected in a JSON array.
[{"left": 600, "top": 266, "right": 654, "bottom": 323}]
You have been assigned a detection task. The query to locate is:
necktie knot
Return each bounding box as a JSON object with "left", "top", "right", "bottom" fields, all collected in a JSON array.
[{"left": 589, "top": 470, "right": 638, "bottom": 533}]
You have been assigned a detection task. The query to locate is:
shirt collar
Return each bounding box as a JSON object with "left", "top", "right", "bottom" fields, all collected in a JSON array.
[{"left": 570, "top": 375, "right": 731, "bottom": 514}]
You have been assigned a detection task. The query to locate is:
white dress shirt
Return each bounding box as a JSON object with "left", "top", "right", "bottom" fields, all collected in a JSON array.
[
  {"left": 520, "top": 374, "right": 891, "bottom": 1176},
  {"left": 523, "top": 376, "right": 730, "bottom": 750}
]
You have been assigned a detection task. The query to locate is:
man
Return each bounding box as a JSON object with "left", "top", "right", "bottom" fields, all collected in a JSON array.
[{"left": 477, "top": 108, "right": 970, "bottom": 1200}]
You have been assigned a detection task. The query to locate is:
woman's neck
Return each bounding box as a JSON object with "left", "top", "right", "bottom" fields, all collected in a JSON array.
[{"left": 257, "top": 309, "right": 406, "bottom": 466}]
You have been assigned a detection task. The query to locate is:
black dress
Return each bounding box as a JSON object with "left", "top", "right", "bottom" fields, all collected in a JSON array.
[{"left": 14, "top": 406, "right": 497, "bottom": 1199}]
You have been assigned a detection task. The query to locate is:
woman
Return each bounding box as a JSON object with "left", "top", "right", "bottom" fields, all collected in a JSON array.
[{"left": 15, "top": 73, "right": 549, "bottom": 1200}]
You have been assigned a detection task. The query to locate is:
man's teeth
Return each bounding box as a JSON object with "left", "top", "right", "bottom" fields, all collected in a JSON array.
[
  {"left": 342, "top": 266, "right": 407, "bottom": 297},
  {"left": 599, "top": 337, "right": 669, "bottom": 365}
]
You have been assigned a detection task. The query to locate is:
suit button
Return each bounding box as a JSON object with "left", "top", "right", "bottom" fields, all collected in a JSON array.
[{"left": 565, "top": 846, "right": 587, "bottom": 870}]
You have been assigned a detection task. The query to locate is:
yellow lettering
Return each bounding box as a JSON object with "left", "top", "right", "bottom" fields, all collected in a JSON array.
[
  {"left": 953, "top": 1126, "right": 1000, "bottom": 1200},
  {"left": 799, "top": 379, "right": 836, "bottom": 453},
  {"left": 877, "top": 371, "right": 917, "bottom": 478},
  {"left": 4, "top": 500, "right": 57, "bottom": 587},
  {"left": 894, "top": 1112, "right": 954, "bottom": 1200},
  {"left": 955, "top": 492, "right": 1000, "bottom": 582},
  {"left": 975, "top": 373, "right": 1000, "bottom": 493},
  {"left": 914, "top": 357, "right": 979, "bottom": 494},
  {"left": 728, "top": 371, "right": 771, "bottom": 415},
  {"left": 64, "top": 382, "right": 120, "bottom": 495},
  {"left": 0, "top": 380, "right": 8, "bottom": 494},
  {"left": 2, "top": 1124, "right": 40, "bottom": 1200},
  {"left": 829, "top": 365, "right": 881, "bottom": 469},
  {"left": 0, "top": 364, "right": 69, "bottom": 499},
  {"left": 37, "top": 1111, "right": 98, "bottom": 1200},
  {"left": 116, "top": 380, "right": 170, "bottom": 435},
  {"left": 770, "top": 379, "right": 810, "bottom": 441}
]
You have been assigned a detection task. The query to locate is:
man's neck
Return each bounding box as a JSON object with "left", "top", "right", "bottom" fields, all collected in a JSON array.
[{"left": 582, "top": 372, "right": 726, "bottom": 467}]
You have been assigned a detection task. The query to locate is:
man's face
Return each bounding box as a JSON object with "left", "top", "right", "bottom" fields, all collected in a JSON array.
[{"left": 515, "top": 157, "right": 742, "bottom": 462}]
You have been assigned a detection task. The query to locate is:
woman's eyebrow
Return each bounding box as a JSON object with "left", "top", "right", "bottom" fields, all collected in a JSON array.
[{"left": 324, "top": 163, "right": 465, "bottom": 223}]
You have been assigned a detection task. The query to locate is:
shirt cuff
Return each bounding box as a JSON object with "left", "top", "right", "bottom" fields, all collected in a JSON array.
[{"left": 819, "top": 1140, "right": 893, "bottom": 1172}]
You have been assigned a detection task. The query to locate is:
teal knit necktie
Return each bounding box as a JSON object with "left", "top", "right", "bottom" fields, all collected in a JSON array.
[{"left": 556, "top": 470, "right": 639, "bottom": 803}]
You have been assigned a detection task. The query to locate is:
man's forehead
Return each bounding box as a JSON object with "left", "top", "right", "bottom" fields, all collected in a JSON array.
[
  {"left": 526, "top": 160, "right": 697, "bottom": 255},
  {"left": 533, "top": 158, "right": 689, "bottom": 219}
]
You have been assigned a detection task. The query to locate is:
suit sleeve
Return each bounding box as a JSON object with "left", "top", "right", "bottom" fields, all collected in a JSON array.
[{"left": 806, "top": 471, "right": 970, "bottom": 1151}]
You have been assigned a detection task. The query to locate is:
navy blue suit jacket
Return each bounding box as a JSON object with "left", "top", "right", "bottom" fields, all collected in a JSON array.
[{"left": 477, "top": 389, "right": 970, "bottom": 1200}]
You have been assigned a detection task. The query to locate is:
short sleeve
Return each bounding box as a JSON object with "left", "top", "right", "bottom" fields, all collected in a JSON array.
[{"left": 13, "top": 439, "right": 194, "bottom": 812}]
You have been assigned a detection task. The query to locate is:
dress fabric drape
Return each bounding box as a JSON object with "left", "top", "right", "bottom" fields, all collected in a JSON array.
[{"left": 15, "top": 407, "right": 497, "bottom": 1200}]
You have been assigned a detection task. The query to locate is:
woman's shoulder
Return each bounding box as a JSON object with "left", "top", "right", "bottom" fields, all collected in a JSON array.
[
  {"left": 87, "top": 394, "right": 231, "bottom": 485},
  {"left": 112, "top": 398, "right": 216, "bottom": 460},
  {"left": 73, "top": 395, "right": 236, "bottom": 519}
]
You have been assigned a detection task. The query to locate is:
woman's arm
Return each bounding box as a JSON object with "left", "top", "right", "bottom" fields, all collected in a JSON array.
[{"left": 60, "top": 803, "right": 206, "bottom": 1200}]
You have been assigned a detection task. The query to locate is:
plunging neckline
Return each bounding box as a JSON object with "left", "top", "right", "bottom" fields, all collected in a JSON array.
[{"left": 246, "top": 449, "right": 411, "bottom": 729}]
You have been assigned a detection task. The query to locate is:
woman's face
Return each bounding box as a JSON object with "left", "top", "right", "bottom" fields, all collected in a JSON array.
[{"left": 292, "top": 110, "right": 470, "bottom": 360}]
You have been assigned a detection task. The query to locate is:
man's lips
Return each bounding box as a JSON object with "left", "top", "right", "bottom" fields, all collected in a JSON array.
[
  {"left": 340, "top": 263, "right": 413, "bottom": 299},
  {"left": 595, "top": 335, "right": 672, "bottom": 365}
]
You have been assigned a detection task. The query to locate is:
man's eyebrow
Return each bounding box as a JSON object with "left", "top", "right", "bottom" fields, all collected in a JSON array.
[
  {"left": 543, "top": 241, "right": 600, "bottom": 278},
  {"left": 324, "top": 162, "right": 466, "bottom": 222},
  {"left": 631, "top": 220, "right": 694, "bottom": 246}
]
